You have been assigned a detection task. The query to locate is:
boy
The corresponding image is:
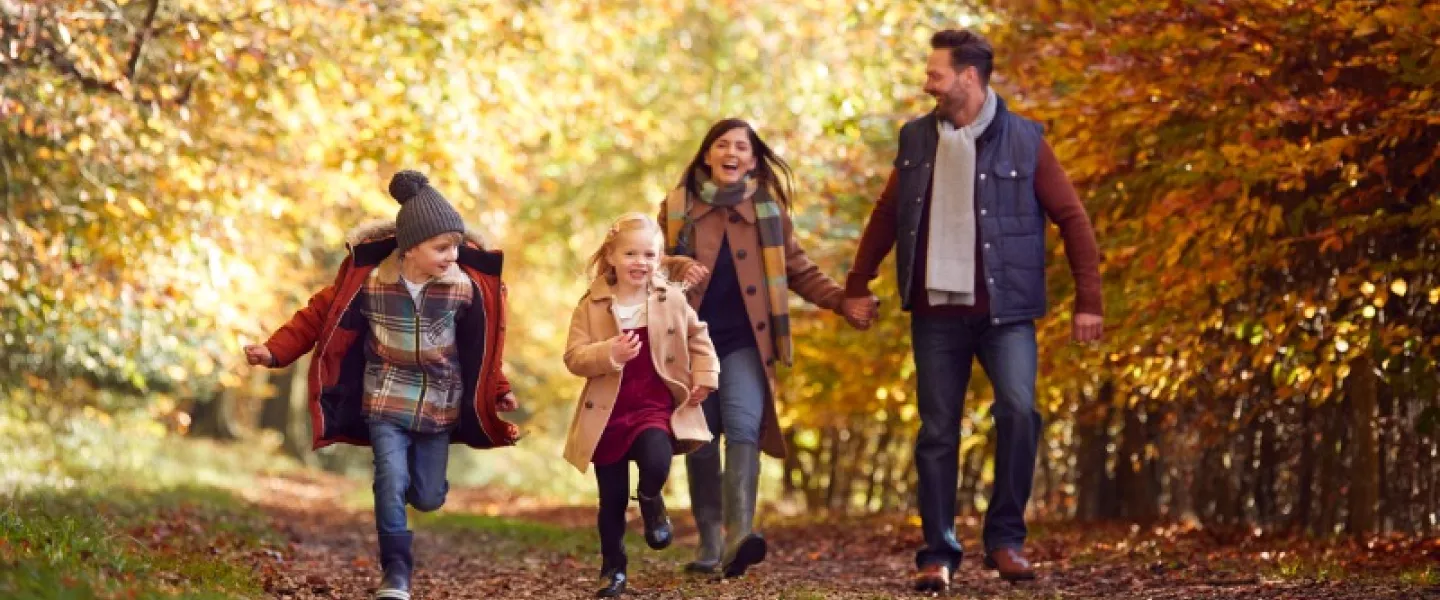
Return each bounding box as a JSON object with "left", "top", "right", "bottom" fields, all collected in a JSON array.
[{"left": 245, "top": 170, "right": 520, "bottom": 600}]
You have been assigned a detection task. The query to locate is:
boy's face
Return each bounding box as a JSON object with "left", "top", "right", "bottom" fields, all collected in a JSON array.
[
  {"left": 404, "top": 234, "right": 461, "bottom": 280},
  {"left": 607, "top": 229, "right": 661, "bottom": 288}
]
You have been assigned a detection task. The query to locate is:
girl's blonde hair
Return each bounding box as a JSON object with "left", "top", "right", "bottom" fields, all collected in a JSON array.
[{"left": 587, "top": 212, "right": 665, "bottom": 282}]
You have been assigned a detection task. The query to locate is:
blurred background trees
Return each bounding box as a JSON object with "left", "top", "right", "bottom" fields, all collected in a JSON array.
[{"left": 3, "top": 0, "right": 1436, "bottom": 535}]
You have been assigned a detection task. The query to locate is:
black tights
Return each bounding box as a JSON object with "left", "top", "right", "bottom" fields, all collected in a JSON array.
[{"left": 594, "top": 428, "right": 673, "bottom": 568}]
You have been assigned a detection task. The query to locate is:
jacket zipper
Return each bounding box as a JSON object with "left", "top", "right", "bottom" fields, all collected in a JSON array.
[{"left": 411, "top": 282, "right": 428, "bottom": 431}]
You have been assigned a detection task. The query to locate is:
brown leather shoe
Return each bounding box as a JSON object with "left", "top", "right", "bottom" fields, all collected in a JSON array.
[
  {"left": 982, "top": 548, "right": 1037, "bottom": 582},
  {"left": 911, "top": 563, "right": 952, "bottom": 592}
]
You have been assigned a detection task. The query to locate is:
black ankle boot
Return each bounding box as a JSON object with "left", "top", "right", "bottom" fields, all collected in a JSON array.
[
  {"left": 635, "top": 491, "right": 673, "bottom": 550},
  {"left": 375, "top": 532, "right": 413, "bottom": 600},
  {"left": 595, "top": 556, "right": 627, "bottom": 598}
]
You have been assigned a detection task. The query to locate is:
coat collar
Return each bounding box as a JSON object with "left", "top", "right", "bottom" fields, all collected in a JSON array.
[
  {"left": 345, "top": 219, "right": 502, "bottom": 277},
  {"left": 585, "top": 274, "right": 675, "bottom": 303},
  {"left": 369, "top": 251, "right": 469, "bottom": 286},
  {"left": 925, "top": 93, "right": 1010, "bottom": 146}
]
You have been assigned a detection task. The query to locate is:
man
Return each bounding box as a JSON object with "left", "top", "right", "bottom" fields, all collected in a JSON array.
[{"left": 840, "top": 29, "right": 1103, "bottom": 591}]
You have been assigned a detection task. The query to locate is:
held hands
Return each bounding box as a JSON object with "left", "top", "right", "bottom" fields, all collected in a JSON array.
[
  {"left": 686, "top": 384, "right": 715, "bottom": 407},
  {"left": 609, "top": 331, "right": 643, "bottom": 364},
  {"left": 497, "top": 391, "right": 520, "bottom": 412},
  {"left": 1073, "top": 313, "right": 1104, "bottom": 343},
  {"left": 840, "top": 295, "right": 881, "bottom": 330},
  {"left": 681, "top": 264, "right": 710, "bottom": 288},
  {"left": 243, "top": 344, "right": 273, "bottom": 366}
]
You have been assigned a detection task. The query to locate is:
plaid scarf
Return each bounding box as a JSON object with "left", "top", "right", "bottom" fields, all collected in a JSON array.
[{"left": 663, "top": 172, "right": 793, "bottom": 366}]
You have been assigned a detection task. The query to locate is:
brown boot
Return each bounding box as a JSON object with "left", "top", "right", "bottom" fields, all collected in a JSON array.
[
  {"left": 982, "top": 548, "right": 1036, "bottom": 582},
  {"left": 911, "top": 563, "right": 952, "bottom": 592}
]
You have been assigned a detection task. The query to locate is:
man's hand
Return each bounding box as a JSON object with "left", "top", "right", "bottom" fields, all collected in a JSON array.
[
  {"left": 841, "top": 295, "right": 880, "bottom": 330},
  {"left": 1073, "top": 313, "right": 1104, "bottom": 342}
]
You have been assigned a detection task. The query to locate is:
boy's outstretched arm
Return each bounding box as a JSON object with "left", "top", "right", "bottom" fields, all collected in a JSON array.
[{"left": 259, "top": 283, "right": 340, "bottom": 368}]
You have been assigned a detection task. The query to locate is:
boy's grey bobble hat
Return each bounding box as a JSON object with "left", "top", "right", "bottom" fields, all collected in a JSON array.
[{"left": 388, "top": 170, "right": 466, "bottom": 253}]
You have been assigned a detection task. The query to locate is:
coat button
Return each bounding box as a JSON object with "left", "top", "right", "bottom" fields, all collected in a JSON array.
[
  {"left": 915, "top": 196, "right": 922, "bottom": 203},
  {"left": 729, "top": 212, "right": 742, "bottom": 224},
  {"left": 667, "top": 326, "right": 676, "bottom": 334},
  {"left": 736, "top": 249, "right": 747, "bottom": 259},
  {"left": 585, "top": 401, "right": 595, "bottom": 409},
  {"left": 665, "top": 355, "right": 675, "bottom": 364},
  {"left": 902, "top": 159, "right": 910, "bottom": 166},
  {"left": 756, "top": 322, "right": 766, "bottom": 331},
  {"left": 746, "top": 285, "right": 757, "bottom": 295},
  {"left": 980, "top": 209, "right": 987, "bottom": 216},
  {"left": 1011, "top": 170, "right": 1018, "bottom": 177},
  {"left": 979, "top": 173, "right": 987, "bottom": 180}
]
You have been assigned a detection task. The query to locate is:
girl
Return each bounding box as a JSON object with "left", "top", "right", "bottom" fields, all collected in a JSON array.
[
  {"left": 562, "top": 213, "right": 719, "bottom": 597},
  {"left": 661, "top": 118, "right": 863, "bottom": 578}
]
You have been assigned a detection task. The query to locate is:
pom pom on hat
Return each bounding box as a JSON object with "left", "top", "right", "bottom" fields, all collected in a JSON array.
[{"left": 388, "top": 170, "right": 430, "bottom": 204}]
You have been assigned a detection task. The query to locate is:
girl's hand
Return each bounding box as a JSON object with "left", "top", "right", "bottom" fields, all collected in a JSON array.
[
  {"left": 497, "top": 392, "right": 520, "bottom": 412},
  {"left": 243, "top": 344, "right": 273, "bottom": 366},
  {"left": 609, "top": 331, "right": 643, "bottom": 364},
  {"left": 686, "top": 384, "right": 714, "bottom": 407}
]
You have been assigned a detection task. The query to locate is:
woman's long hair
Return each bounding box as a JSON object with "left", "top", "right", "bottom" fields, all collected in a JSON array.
[{"left": 681, "top": 118, "right": 795, "bottom": 209}]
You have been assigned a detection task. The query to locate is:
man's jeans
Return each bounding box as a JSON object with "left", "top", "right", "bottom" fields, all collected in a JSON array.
[
  {"left": 370, "top": 421, "right": 451, "bottom": 534},
  {"left": 911, "top": 314, "right": 1042, "bottom": 570}
]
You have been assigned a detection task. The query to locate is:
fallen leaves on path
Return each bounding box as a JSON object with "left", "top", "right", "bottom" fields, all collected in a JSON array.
[{"left": 238, "top": 473, "right": 1435, "bottom": 599}]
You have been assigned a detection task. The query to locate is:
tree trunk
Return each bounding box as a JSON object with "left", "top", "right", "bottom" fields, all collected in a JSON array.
[
  {"left": 1317, "top": 399, "right": 1347, "bottom": 535},
  {"left": 1117, "top": 399, "right": 1159, "bottom": 525},
  {"left": 1075, "top": 382, "right": 1118, "bottom": 521},
  {"left": 1256, "top": 408, "right": 1279, "bottom": 526},
  {"left": 1291, "top": 398, "right": 1316, "bottom": 532},
  {"left": 1347, "top": 354, "right": 1380, "bottom": 538},
  {"left": 187, "top": 389, "right": 243, "bottom": 440}
]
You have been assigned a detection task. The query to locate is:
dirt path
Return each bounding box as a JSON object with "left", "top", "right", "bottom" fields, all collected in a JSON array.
[{"left": 239, "top": 473, "right": 1435, "bottom": 600}]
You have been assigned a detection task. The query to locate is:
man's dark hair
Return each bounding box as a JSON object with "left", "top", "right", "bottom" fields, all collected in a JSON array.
[{"left": 930, "top": 29, "right": 994, "bottom": 86}]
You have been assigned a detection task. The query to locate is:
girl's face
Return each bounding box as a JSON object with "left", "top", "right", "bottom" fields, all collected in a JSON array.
[
  {"left": 606, "top": 229, "right": 661, "bottom": 288},
  {"left": 703, "top": 127, "right": 757, "bottom": 186},
  {"left": 403, "top": 234, "right": 461, "bottom": 280}
]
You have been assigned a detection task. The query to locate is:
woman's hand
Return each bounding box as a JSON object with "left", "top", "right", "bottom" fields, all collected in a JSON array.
[{"left": 682, "top": 264, "right": 711, "bottom": 287}]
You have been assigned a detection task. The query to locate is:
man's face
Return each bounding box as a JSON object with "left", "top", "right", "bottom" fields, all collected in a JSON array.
[{"left": 924, "top": 49, "right": 976, "bottom": 117}]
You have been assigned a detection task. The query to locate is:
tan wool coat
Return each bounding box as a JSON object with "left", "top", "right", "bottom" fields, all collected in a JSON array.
[
  {"left": 663, "top": 188, "right": 846, "bottom": 458},
  {"left": 562, "top": 275, "right": 721, "bottom": 472}
]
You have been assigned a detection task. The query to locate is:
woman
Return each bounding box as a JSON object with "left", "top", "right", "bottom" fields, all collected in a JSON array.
[{"left": 660, "top": 118, "right": 868, "bottom": 578}]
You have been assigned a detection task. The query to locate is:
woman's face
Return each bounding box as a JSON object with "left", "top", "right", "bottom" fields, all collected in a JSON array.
[{"left": 703, "top": 126, "right": 757, "bottom": 186}]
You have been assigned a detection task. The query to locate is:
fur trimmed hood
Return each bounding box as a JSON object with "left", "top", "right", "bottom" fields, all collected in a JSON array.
[{"left": 346, "top": 219, "right": 493, "bottom": 251}]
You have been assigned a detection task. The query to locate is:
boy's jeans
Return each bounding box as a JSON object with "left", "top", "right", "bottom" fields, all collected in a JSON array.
[{"left": 369, "top": 421, "right": 451, "bottom": 534}]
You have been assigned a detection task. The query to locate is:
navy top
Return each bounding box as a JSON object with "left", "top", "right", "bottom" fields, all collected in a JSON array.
[{"left": 697, "top": 235, "right": 757, "bottom": 359}]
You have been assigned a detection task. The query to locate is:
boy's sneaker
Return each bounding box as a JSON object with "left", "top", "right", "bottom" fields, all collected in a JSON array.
[
  {"left": 375, "top": 570, "right": 410, "bottom": 600},
  {"left": 376, "top": 532, "right": 413, "bottom": 600}
]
